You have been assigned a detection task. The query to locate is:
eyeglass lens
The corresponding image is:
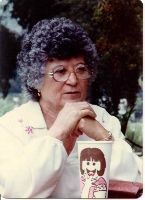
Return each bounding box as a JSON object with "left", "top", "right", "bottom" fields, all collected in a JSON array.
[{"left": 53, "top": 64, "right": 91, "bottom": 82}]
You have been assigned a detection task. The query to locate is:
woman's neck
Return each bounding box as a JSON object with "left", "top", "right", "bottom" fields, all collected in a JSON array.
[{"left": 39, "top": 99, "right": 61, "bottom": 129}]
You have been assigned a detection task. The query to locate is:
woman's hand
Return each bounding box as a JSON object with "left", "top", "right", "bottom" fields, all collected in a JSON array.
[
  {"left": 49, "top": 101, "right": 96, "bottom": 140},
  {"left": 78, "top": 117, "right": 111, "bottom": 141},
  {"left": 48, "top": 102, "right": 96, "bottom": 154}
]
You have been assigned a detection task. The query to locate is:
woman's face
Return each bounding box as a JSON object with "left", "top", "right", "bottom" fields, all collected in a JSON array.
[{"left": 39, "top": 57, "right": 90, "bottom": 110}]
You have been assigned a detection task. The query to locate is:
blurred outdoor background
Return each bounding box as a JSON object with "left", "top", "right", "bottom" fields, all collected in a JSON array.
[{"left": 0, "top": 0, "right": 143, "bottom": 155}]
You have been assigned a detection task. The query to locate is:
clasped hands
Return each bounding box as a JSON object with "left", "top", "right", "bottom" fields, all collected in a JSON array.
[{"left": 49, "top": 101, "right": 112, "bottom": 154}]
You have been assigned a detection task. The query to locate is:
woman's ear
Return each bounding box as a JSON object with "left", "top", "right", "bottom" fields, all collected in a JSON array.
[{"left": 37, "top": 90, "right": 41, "bottom": 97}]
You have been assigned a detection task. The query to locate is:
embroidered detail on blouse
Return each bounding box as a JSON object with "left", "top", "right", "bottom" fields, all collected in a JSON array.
[
  {"left": 25, "top": 126, "right": 33, "bottom": 134},
  {"left": 18, "top": 118, "right": 33, "bottom": 134},
  {"left": 18, "top": 118, "right": 46, "bottom": 135}
]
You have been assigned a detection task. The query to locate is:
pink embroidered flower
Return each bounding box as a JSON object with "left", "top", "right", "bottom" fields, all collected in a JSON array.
[{"left": 25, "top": 126, "right": 33, "bottom": 134}]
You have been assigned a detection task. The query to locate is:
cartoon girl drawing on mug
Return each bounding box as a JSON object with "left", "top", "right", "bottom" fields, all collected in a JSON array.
[{"left": 80, "top": 148, "right": 107, "bottom": 198}]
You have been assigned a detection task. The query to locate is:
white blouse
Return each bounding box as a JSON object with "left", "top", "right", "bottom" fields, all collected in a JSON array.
[{"left": 0, "top": 101, "right": 142, "bottom": 198}]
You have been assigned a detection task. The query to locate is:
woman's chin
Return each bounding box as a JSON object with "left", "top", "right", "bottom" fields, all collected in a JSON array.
[
  {"left": 61, "top": 97, "right": 84, "bottom": 105},
  {"left": 62, "top": 93, "right": 82, "bottom": 101},
  {"left": 63, "top": 98, "right": 82, "bottom": 103}
]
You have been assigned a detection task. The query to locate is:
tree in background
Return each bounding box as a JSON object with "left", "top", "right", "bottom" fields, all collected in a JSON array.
[
  {"left": 3, "top": 0, "right": 74, "bottom": 29},
  {"left": 0, "top": 25, "right": 20, "bottom": 97},
  {"left": 1, "top": 0, "right": 143, "bottom": 134},
  {"left": 89, "top": 0, "right": 142, "bottom": 133}
]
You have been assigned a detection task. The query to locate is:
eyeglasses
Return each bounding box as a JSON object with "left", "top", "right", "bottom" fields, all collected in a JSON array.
[{"left": 47, "top": 64, "right": 92, "bottom": 82}]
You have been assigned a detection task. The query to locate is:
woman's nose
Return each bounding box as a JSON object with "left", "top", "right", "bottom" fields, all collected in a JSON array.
[{"left": 66, "top": 72, "right": 78, "bottom": 85}]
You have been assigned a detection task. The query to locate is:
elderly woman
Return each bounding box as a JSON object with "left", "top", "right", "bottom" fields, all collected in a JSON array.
[{"left": 0, "top": 17, "right": 142, "bottom": 198}]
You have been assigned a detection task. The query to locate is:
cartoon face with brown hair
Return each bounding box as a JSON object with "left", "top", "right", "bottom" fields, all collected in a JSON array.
[
  {"left": 80, "top": 147, "right": 106, "bottom": 177},
  {"left": 80, "top": 148, "right": 107, "bottom": 198}
]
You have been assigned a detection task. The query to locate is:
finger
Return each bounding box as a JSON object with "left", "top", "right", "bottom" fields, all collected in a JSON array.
[
  {"left": 65, "top": 102, "right": 96, "bottom": 119},
  {"left": 81, "top": 102, "right": 96, "bottom": 118},
  {"left": 80, "top": 109, "right": 96, "bottom": 119},
  {"left": 69, "top": 102, "right": 95, "bottom": 114}
]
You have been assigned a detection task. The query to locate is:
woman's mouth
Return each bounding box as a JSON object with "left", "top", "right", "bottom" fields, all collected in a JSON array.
[
  {"left": 63, "top": 91, "right": 81, "bottom": 99},
  {"left": 64, "top": 91, "right": 80, "bottom": 94}
]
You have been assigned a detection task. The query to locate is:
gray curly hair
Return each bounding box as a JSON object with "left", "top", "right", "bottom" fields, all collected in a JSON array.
[{"left": 17, "top": 17, "right": 98, "bottom": 101}]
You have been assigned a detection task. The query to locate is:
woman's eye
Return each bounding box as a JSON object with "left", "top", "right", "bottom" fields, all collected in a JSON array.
[
  {"left": 93, "top": 162, "right": 96, "bottom": 166},
  {"left": 87, "top": 162, "right": 90, "bottom": 165},
  {"left": 55, "top": 68, "right": 66, "bottom": 75},
  {"left": 76, "top": 66, "right": 88, "bottom": 73}
]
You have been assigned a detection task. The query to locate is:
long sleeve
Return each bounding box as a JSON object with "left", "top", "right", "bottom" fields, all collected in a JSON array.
[
  {"left": 108, "top": 115, "right": 142, "bottom": 182},
  {"left": 0, "top": 125, "right": 67, "bottom": 198}
]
